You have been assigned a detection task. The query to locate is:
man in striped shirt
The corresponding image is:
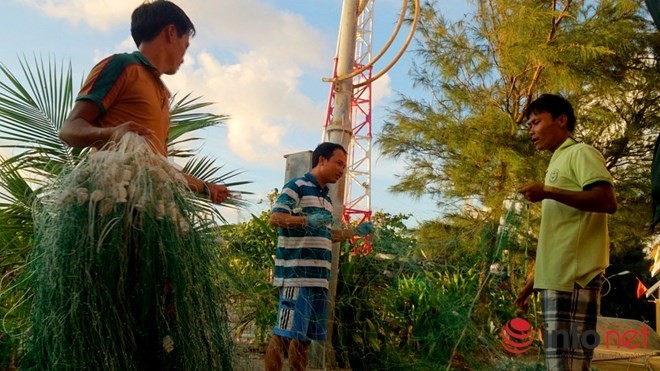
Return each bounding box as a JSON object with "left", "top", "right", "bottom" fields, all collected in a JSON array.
[{"left": 265, "top": 142, "right": 374, "bottom": 371}]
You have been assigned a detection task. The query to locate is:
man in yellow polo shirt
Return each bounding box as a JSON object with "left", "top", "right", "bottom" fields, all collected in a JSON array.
[{"left": 515, "top": 94, "right": 617, "bottom": 371}]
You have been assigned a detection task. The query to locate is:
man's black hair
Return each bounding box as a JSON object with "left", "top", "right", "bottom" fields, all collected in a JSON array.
[
  {"left": 312, "top": 142, "right": 347, "bottom": 167},
  {"left": 131, "top": 0, "right": 196, "bottom": 47},
  {"left": 524, "top": 94, "right": 576, "bottom": 132}
]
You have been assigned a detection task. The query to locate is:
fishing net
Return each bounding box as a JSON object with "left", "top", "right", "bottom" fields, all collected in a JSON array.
[{"left": 23, "top": 133, "right": 232, "bottom": 370}]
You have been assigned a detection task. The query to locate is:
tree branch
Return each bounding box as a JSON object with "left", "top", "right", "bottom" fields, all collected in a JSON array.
[{"left": 518, "top": 0, "right": 572, "bottom": 126}]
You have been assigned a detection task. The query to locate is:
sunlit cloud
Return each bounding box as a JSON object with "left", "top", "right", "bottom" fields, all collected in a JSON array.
[
  {"left": 16, "top": 0, "right": 135, "bottom": 31},
  {"left": 16, "top": 0, "right": 329, "bottom": 70},
  {"left": 3, "top": 0, "right": 433, "bottom": 225},
  {"left": 18, "top": 0, "right": 394, "bottom": 170},
  {"left": 164, "top": 49, "right": 324, "bottom": 165},
  {"left": 181, "top": 0, "right": 328, "bottom": 68}
]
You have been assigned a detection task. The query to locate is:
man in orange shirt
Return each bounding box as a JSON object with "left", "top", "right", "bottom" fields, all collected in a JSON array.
[
  {"left": 47, "top": 1, "right": 232, "bottom": 369},
  {"left": 59, "top": 0, "right": 229, "bottom": 203}
]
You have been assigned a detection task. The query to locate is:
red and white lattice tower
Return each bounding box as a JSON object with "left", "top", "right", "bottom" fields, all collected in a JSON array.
[{"left": 323, "top": 0, "right": 373, "bottom": 252}]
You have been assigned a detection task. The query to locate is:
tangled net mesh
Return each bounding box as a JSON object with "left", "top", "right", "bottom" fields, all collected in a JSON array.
[{"left": 24, "top": 133, "right": 232, "bottom": 370}]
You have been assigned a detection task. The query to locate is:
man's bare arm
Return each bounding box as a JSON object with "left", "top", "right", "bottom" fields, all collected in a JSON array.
[
  {"left": 269, "top": 212, "right": 307, "bottom": 228},
  {"left": 520, "top": 181, "right": 617, "bottom": 214},
  {"left": 59, "top": 100, "right": 153, "bottom": 148}
]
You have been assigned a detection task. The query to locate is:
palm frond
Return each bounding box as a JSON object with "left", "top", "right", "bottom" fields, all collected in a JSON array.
[
  {"left": 169, "top": 93, "right": 252, "bottom": 216},
  {"left": 0, "top": 56, "right": 80, "bottom": 171},
  {"left": 183, "top": 155, "right": 250, "bottom": 187},
  {"left": 0, "top": 157, "right": 36, "bottom": 214},
  {"left": 168, "top": 92, "right": 229, "bottom": 145},
  {"left": 0, "top": 149, "right": 82, "bottom": 186},
  {"left": 0, "top": 157, "right": 36, "bottom": 270},
  {"left": 167, "top": 136, "right": 204, "bottom": 158},
  {"left": 182, "top": 155, "right": 252, "bottom": 210}
]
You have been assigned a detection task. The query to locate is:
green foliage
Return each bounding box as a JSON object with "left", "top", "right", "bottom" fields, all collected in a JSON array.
[
  {"left": 332, "top": 212, "right": 525, "bottom": 370},
  {"left": 378, "top": 0, "right": 659, "bottom": 330},
  {"left": 333, "top": 249, "right": 520, "bottom": 370},
  {"left": 385, "top": 271, "right": 484, "bottom": 364},
  {"left": 218, "top": 211, "right": 279, "bottom": 344},
  {"left": 370, "top": 211, "right": 417, "bottom": 254},
  {"left": 199, "top": 208, "right": 533, "bottom": 369},
  {"left": 413, "top": 196, "right": 533, "bottom": 279},
  {"left": 379, "top": 0, "right": 658, "bottom": 220},
  {"left": 333, "top": 243, "right": 416, "bottom": 368}
]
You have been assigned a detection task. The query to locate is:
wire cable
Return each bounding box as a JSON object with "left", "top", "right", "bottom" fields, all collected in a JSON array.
[
  {"left": 322, "top": 0, "right": 421, "bottom": 88},
  {"left": 445, "top": 192, "right": 527, "bottom": 371}
]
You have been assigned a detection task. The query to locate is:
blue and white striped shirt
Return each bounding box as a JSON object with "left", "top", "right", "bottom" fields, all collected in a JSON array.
[{"left": 271, "top": 172, "right": 333, "bottom": 288}]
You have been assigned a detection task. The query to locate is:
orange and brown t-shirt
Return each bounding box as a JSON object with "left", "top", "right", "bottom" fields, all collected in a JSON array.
[{"left": 77, "top": 51, "right": 170, "bottom": 156}]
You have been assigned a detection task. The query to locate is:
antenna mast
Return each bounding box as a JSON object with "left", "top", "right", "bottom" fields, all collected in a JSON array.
[{"left": 323, "top": 0, "right": 374, "bottom": 252}]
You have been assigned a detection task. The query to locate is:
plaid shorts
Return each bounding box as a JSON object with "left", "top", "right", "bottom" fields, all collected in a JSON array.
[
  {"left": 273, "top": 287, "right": 328, "bottom": 342},
  {"left": 540, "top": 274, "right": 603, "bottom": 371}
]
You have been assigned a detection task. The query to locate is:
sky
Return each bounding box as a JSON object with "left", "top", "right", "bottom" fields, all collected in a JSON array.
[{"left": 0, "top": 0, "right": 470, "bottom": 225}]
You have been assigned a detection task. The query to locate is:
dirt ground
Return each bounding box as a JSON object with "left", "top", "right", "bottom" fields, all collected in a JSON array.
[
  {"left": 232, "top": 316, "right": 660, "bottom": 370},
  {"left": 233, "top": 342, "right": 267, "bottom": 371},
  {"left": 232, "top": 341, "right": 348, "bottom": 371},
  {"left": 232, "top": 344, "right": 660, "bottom": 371}
]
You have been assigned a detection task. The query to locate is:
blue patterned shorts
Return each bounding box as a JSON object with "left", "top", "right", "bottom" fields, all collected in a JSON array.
[{"left": 273, "top": 287, "right": 328, "bottom": 342}]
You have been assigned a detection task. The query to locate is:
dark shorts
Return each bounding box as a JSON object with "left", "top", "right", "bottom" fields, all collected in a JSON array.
[{"left": 273, "top": 287, "right": 328, "bottom": 342}]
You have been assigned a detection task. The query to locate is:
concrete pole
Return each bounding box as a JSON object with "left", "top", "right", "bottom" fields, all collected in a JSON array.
[
  {"left": 325, "top": 0, "right": 358, "bottom": 151},
  {"left": 315, "top": 0, "right": 359, "bottom": 369}
]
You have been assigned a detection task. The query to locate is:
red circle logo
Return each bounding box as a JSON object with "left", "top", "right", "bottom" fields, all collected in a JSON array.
[{"left": 501, "top": 318, "right": 534, "bottom": 354}]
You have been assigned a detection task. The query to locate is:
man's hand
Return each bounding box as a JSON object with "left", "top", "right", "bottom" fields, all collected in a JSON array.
[
  {"left": 205, "top": 182, "right": 230, "bottom": 205},
  {"left": 307, "top": 212, "right": 333, "bottom": 228},
  {"left": 514, "top": 277, "right": 535, "bottom": 316},
  {"left": 519, "top": 182, "right": 546, "bottom": 203},
  {"left": 355, "top": 222, "right": 375, "bottom": 236},
  {"left": 514, "top": 293, "right": 531, "bottom": 315}
]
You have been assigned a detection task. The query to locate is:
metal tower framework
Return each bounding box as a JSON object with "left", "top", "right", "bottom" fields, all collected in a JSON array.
[{"left": 323, "top": 0, "right": 374, "bottom": 247}]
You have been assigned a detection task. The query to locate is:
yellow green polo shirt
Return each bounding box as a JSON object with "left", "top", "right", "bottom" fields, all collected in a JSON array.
[
  {"left": 77, "top": 51, "right": 170, "bottom": 156},
  {"left": 533, "top": 138, "right": 613, "bottom": 292}
]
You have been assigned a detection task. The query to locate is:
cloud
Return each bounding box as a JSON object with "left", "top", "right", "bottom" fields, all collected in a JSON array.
[
  {"left": 16, "top": 0, "right": 135, "bottom": 31},
  {"left": 157, "top": 1, "right": 337, "bottom": 165},
  {"left": 372, "top": 73, "right": 393, "bottom": 107},
  {"left": 17, "top": 0, "right": 330, "bottom": 69},
  {"left": 181, "top": 0, "right": 329, "bottom": 68},
  {"left": 20, "top": 0, "right": 395, "bottom": 170},
  {"left": 163, "top": 47, "right": 326, "bottom": 165},
  {"left": 166, "top": 58, "right": 394, "bottom": 166}
]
